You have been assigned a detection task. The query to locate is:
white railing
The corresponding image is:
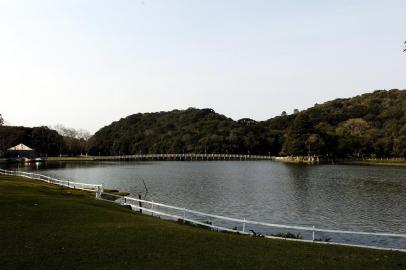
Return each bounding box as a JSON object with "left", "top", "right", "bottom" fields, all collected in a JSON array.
[
  {"left": 93, "top": 153, "right": 274, "bottom": 161},
  {"left": 101, "top": 192, "right": 406, "bottom": 252},
  {"left": 1, "top": 168, "right": 405, "bottom": 252},
  {"left": 0, "top": 169, "right": 103, "bottom": 192}
]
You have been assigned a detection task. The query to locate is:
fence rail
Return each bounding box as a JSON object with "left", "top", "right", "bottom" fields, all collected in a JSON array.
[
  {"left": 0, "top": 169, "right": 103, "bottom": 192},
  {"left": 103, "top": 192, "right": 406, "bottom": 252},
  {"left": 1, "top": 168, "right": 405, "bottom": 252},
  {"left": 118, "top": 195, "right": 406, "bottom": 238}
]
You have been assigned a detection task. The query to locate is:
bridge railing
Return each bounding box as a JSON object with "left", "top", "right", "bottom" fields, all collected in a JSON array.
[{"left": 93, "top": 153, "right": 274, "bottom": 160}]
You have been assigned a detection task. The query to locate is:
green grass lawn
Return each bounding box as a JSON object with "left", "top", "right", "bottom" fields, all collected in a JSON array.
[{"left": 1, "top": 175, "right": 405, "bottom": 270}]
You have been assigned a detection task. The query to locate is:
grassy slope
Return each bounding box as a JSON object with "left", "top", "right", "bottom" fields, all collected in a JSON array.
[{"left": 0, "top": 175, "right": 405, "bottom": 270}]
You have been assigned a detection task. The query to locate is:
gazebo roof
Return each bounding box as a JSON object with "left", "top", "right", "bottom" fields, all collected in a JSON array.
[{"left": 8, "top": 144, "right": 34, "bottom": 151}]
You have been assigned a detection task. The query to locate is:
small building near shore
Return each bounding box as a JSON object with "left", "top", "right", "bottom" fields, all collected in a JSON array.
[{"left": 7, "top": 144, "right": 36, "bottom": 159}]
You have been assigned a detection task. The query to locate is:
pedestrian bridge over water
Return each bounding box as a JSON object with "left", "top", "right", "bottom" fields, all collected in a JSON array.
[{"left": 93, "top": 153, "right": 275, "bottom": 161}]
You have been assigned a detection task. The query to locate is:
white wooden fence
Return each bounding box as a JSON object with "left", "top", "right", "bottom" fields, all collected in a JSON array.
[
  {"left": 0, "top": 169, "right": 103, "bottom": 192},
  {"left": 1, "top": 168, "right": 405, "bottom": 252},
  {"left": 102, "top": 192, "right": 406, "bottom": 252}
]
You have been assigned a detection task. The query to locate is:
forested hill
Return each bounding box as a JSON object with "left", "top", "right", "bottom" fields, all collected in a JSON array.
[
  {"left": 89, "top": 89, "right": 406, "bottom": 158},
  {"left": 282, "top": 89, "right": 406, "bottom": 158},
  {"left": 88, "top": 109, "right": 292, "bottom": 156}
]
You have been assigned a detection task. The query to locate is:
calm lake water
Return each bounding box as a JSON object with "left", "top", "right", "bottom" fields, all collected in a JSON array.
[{"left": 5, "top": 161, "right": 406, "bottom": 249}]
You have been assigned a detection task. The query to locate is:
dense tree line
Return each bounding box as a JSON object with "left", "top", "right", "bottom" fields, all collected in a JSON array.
[
  {"left": 0, "top": 126, "right": 64, "bottom": 157},
  {"left": 88, "top": 108, "right": 289, "bottom": 155},
  {"left": 53, "top": 124, "right": 92, "bottom": 156},
  {"left": 1, "top": 89, "right": 405, "bottom": 158},
  {"left": 0, "top": 124, "right": 92, "bottom": 157},
  {"left": 89, "top": 89, "right": 406, "bottom": 158},
  {"left": 282, "top": 89, "right": 406, "bottom": 158}
]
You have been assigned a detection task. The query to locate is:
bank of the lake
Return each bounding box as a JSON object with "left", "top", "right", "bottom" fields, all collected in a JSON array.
[
  {"left": 2, "top": 155, "right": 406, "bottom": 169},
  {"left": 1, "top": 174, "right": 405, "bottom": 270},
  {"left": 337, "top": 159, "right": 406, "bottom": 167},
  {"left": 5, "top": 160, "right": 406, "bottom": 247},
  {"left": 274, "top": 156, "right": 406, "bottom": 167}
]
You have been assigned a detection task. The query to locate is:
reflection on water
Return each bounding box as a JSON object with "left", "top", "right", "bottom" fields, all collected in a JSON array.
[{"left": 4, "top": 160, "right": 406, "bottom": 248}]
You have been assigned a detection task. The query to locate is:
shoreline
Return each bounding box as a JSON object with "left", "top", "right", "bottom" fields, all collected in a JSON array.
[
  {"left": 273, "top": 156, "right": 406, "bottom": 167},
  {"left": 1, "top": 174, "right": 405, "bottom": 269},
  {"left": 1, "top": 156, "right": 406, "bottom": 168},
  {"left": 336, "top": 160, "right": 406, "bottom": 167}
]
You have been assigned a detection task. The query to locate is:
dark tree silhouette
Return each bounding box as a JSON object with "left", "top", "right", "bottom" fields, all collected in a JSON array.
[
  {"left": 88, "top": 90, "right": 406, "bottom": 158},
  {"left": 2, "top": 90, "right": 406, "bottom": 159}
]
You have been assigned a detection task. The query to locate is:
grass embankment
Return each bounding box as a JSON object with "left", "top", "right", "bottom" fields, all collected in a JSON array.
[
  {"left": 1, "top": 175, "right": 405, "bottom": 270},
  {"left": 337, "top": 159, "right": 406, "bottom": 167}
]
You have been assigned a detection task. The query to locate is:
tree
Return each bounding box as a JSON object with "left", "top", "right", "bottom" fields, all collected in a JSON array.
[
  {"left": 305, "top": 134, "right": 325, "bottom": 156},
  {"left": 53, "top": 124, "right": 92, "bottom": 155},
  {"left": 0, "top": 114, "right": 3, "bottom": 126},
  {"left": 394, "top": 136, "right": 406, "bottom": 157},
  {"left": 336, "top": 118, "right": 370, "bottom": 157},
  {"left": 86, "top": 90, "right": 406, "bottom": 158},
  {"left": 0, "top": 125, "right": 64, "bottom": 157},
  {"left": 282, "top": 113, "right": 313, "bottom": 155}
]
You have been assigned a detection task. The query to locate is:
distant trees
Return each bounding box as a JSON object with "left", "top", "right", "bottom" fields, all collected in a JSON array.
[
  {"left": 53, "top": 124, "right": 92, "bottom": 155},
  {"left": 336, "top": 119, "right": 370, "bottom": 157},
  {"left": 282, "top": 113, "right": 311, "bottom": 155},
  {"left": 281, "top": 89, "right": 406, "bottom": 158},
  {"left": 0, "top": 124, "right": 93, "bottom": 157},
  {"left": 2, "top": 89, "right": 406, "bottom": 159},
  {"left": 0, "top": 126, "right": 64, "bottom": 157},
  {"left": 87, "top": 108, "right": 284, "bottom": 156},
  {"left": 86, "top": 90, "right": 406, "bottom": 158},
  {"left": 305, "top": 134, "right": 325, "bottom": 157}
]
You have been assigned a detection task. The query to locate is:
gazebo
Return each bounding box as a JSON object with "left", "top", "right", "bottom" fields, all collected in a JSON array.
[{"left": 7, "top": 144, "right": 36, "bottom": 159}]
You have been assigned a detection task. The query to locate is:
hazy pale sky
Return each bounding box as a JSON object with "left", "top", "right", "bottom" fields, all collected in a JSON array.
[{"left": 1, "top": 0, "right": 405, "bottom": 133}]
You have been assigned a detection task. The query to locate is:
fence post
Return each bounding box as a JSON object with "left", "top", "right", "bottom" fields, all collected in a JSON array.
[
  {"left": 138, "top": 194, "right": 142, "bottom": 214},
  {"left": 96, "top": 186, "right": 101, "bottom": 199},
  {"left": 151, "top": 200, "right": 154, "bottom": 216},
  {"left": 183, "top": 208, "right": 186, "bottom": 222},
  {"left": 312, "top": 226, "right": 315, "bottom": 242},
  {"left": 243, "top": 218, "right": 246, "bottom": 233}
]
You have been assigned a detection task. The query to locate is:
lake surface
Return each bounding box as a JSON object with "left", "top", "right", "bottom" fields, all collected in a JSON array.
[{"left": 5, "top": 161, "right": 406, "bottom": 249}]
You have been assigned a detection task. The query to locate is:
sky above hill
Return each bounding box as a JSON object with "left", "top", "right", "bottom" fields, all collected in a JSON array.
[{"left": 1, "top": 0, "right": 405, "bottom": 133}]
